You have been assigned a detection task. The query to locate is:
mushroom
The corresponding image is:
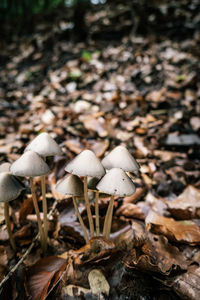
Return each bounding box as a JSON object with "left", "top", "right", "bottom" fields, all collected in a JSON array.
[
  {"left": 97, "top": 168, "right": 135, "bottom": 239},
  {"left": 65, "top": 150, "right": 105, "bottom": 238},
  {"left": 10, "top": 150, "right": 50, "bottom": 251},
  {"left": 88, "top": 177, "right": 100, "bottom": 236},
  {"left": 0, "top": 162, "right": 11, "bottom": 173},
  {"left": 25, "top": 132, "right": 62, "bottom": 251},
  {"left": 0, "top": 172, "right": 24, "bottom": 251},
  {"left": 56, "top": 174, "right": 89, "bottom": 243},
  {"left": 102, "top": 145, "right": 140, "bottom": 172}
]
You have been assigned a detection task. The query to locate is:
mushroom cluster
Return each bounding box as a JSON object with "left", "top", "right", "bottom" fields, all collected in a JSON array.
[
  {"left": 56, "top": 145, "right": 139, "bottom": 241},
  {"left": 1, "top": 134, "right": 139, "bottom": 252}
]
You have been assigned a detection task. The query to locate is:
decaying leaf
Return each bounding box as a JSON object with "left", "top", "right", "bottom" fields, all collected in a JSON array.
[
  {"left": 167, "top": 185, "right": 200, "bottom": 219},
  {"left": 146, "top": 210, "right": 200, "bottom": 244},
  {"left": 27, "top": 256, "right": 67, "bottom": 300}
]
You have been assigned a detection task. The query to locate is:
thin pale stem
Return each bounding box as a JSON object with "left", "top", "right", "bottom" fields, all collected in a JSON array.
[
  {"left": 105, "top": 195, "right": 115, "bottom": 239},
  {"left": 4, "top": 202, "right": 16, "bottom": 251},
  {"left": 95, "top": 191, "right": 100, "bottom": 236},
  {"left": 72, "top": 196, "right": 89, "bottom": 243},
  {"left": 41, "top": 175, "right": 48, "bottom": 252},
  {"left": 30, "top": 177, "right": 45, "bottom": 252},
  {"left": 103, "top": 195, "right": 114, "bottom": 238},
  {"left": 84, "top": 176, "right": 94, "bottom": 238}
]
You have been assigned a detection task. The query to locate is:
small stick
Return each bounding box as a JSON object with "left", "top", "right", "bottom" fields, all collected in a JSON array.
[
  {"left": 72, "top": 196, "right": 89, "bottom": 243},
  {"left": 41, "top": 175, "right": 48, "bottom": 252},
  {"left": 83, "top": 176, "right": 94, "bottom": 238},
  {"left": 95, "top": 191, "right": 100, "bottom": 236},
  {"left": 103, "top": 195, "right": 114, "bottom": 238},
  {"left": 4, "top": 202, "right": 16, "bottom": 251},
  {"left": 30, "top": 177, "right": 45, "bottom": 251}
]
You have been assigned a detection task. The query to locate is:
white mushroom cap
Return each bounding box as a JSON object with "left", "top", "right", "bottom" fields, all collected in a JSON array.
[
  {"left": 65, "top": 150, "right": 105, "bottom": 178},
  {"left": 0, "top": 172, "right": 25, "bottom": 202},
  {"left": 96, "top": 168, "right": 136, "bottom": 197},
  {"left": 101, "top": 145, "right": 139, "bottom": 172},
  {"left": 0, "top": 162, "right": 11, "bottom": 173},
  {"left": 25, "top": 132, "right": 62, "bottom": 157},
  {"left": 55, "top": 174, "right": 84, "bottom": 197},
  {"left": 87, "top": 177, "right": 99, "bottom": 191},
  {"left": 10, "top": 150, "right": 50, "bottom": 177}
]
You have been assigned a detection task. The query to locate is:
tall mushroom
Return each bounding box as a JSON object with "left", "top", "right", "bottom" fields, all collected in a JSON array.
[
  {"left": 65, "top": 150, "right": 105, "bottom": 238},
  {"left": 25, "top": 132, "right": 62, "bottom": 251},
  {"left": 102, "top": 145, "right": 140, "bottom": 172},
  {"left": 0, "top": 172, "right": 24, "bottom": 251},
  {"left": 56, "top": 174, "right": 89, "bottom": 243},
  {"left": 10, "top": 150, "right": 50, "bottom": 251},
  {"left": 97, "top": 168, "right": 136, "bottom": 239}
]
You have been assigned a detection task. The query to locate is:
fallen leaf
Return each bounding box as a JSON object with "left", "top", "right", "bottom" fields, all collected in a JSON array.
[
  {"left": 145, "top": 210, "right": 200, "bottom": 244},
  {"left": 167, "top": 186, "right": 200, "bottom": 219},
  {"left": 27, "top": 256, "right": 67, "bottom": 300}
]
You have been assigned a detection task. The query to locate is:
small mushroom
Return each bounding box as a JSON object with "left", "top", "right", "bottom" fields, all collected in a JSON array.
[
  {"left": 102, "top": 145, "right": 140, "bottom": 172},
  {"left": 0, "top": 172, "right": 24, "bottom": 251},
  {"left": 0, "top": 162, "right": 11, "bottom": 173},
  {"left": 97, "top": 168, "right": 135, "bottom": 239},
  {"left": 10, "top": 150, "right": 50, "bottom": 251},
  {"left": 65, "top": 150, "right": 105, "bottom": 238},
  {"left": 56, "top": 174, "right": 89, "bottom": 243},
  {"left": 88, "top": 177, "right": 100, "bottom": 236},
  {"left": 25, "top": 132, "right": 62, "bottom": 251}
]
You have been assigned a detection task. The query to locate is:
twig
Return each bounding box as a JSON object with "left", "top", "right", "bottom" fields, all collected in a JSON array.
[{"left": 0, "top": 198, "right": 58, "bottom": 290}]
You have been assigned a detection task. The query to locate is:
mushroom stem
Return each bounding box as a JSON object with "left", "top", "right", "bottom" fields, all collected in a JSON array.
[
  {"left": 72, "top": 196, "right": 89, "bottom": 243},
  {"left": 41, "top": 175, "right": 48, "bottom": 252},
  {"left": 4, "top": 202, "right": 16, "bottom": 251},
  {"left": 83, "top": 176, "right": 94, "bottom": 238},
  {"left": 95, "top": 191, "right": 100, "bottom": 236},
  {"left": 103, "top": 195, "right": 114, "bottom": 239},
  {"left": 30, "top": 177, "right": 45, "bottom": 251}
]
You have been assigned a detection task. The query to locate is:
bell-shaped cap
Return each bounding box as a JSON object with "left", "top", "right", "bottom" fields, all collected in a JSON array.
[
  {"left": 0, "top": 172, "right": 25, "bottom": 202},
  {"left": 10, "top": 150, "right": 50, "bottom": 177},
  {"left": 97, "top": 168, "right": 135, "bottom": 197},
  {"left": 25, "top": 132, "right": 62, "bottom": 157},
  {"left": 0, "top": 162, "right": 11, "bottom": 173},
  {"left": 56, "top": 174, "right": 84, "bottom": 196},
  {"left": 101, "top": 145, "right": 139, "bottom": 172},
  {"left": 65, "top": 150, "right": 105, "bottom": 178}
]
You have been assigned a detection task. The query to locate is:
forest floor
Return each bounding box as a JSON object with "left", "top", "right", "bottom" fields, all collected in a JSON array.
[{"left": 0, "top": 1, "right": 200, "bottom": 299}]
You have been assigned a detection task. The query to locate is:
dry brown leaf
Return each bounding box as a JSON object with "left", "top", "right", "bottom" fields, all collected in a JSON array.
[
  {"left": 146, "top": 210, "right": 200, "bottom": 244},
  {"left": 19, "top": 195, "right": 34, "bottom": 224},
  {"left": 167, "top": 185, "right": 200, "bottom": 219},
  {"left": 27, "top": 256, "right": 67, "bottom": 300}
]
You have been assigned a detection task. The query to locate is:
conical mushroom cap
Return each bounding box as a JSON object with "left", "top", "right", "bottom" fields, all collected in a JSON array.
[
  {"left": 97, "top": 168, "right": 136, "bottom": 197},
  {"left": 10, "top": 151, "right": 50, "bottom": 177},
  {"left": 0, "top": 172, "right": 25, "bottom": 202},
  {"left": 56, "top": 174, "right": 84, "bottom": 196},
  {"left": 25, "top": 132, "right": 62, "bottom": 157},
  {"left": 0, "top": 162, "right": 11, "bottom": 173},
  {"left": 102, "top": 146, "right": 139, "bottom": 172},
  {"left": 65, "top": 150, "right": 105, "bottom": 178}
]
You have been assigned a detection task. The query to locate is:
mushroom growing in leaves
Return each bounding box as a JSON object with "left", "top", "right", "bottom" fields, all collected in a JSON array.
[
  {"left": 25, "top": 132, "right": 62, "bottom": 251},
  {"left": 0, "top": 172, "right": 24, "bottom": 251},
  {"left": 102, "top": 145, "right": 140, "bottom": 172},
  {"left": 65, "top": 150, "right": 105, "bottom": 238},
  {"left": 97, "top": 168, "right": 136, "bottom": 239},
  {"left": 56, "top": 174, "right": 89, "bottom": 243},
  {"left": 10, "top": 150, "right": 50, "bottom": 251}
]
